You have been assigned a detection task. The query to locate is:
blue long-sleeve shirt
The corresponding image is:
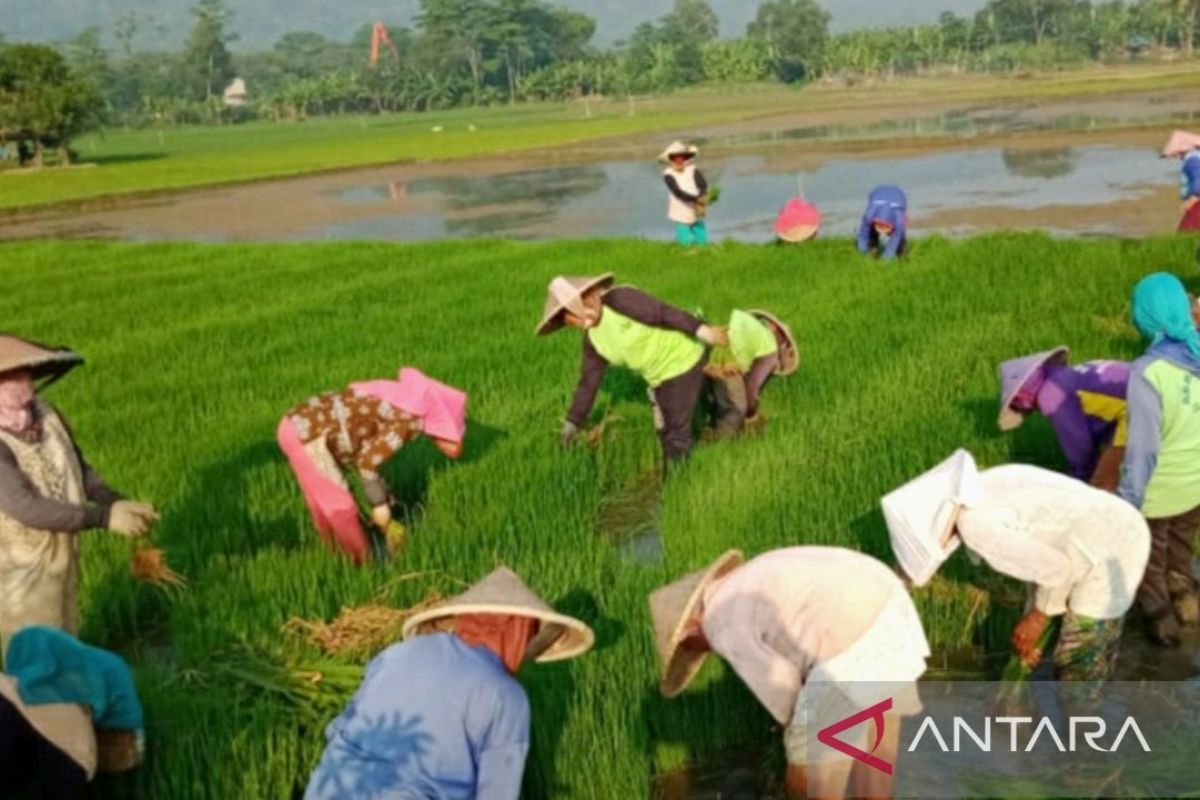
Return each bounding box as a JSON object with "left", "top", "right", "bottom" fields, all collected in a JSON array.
[
  {"left": 1181, "top": 151, "right": 1200, "bottom": 200},
  {"left": 305, "top": 633, "right": 531, "bottom": 800},
  {"left": 1119, "top": 340, "right": 1200, "bottom": 517},
  {"left": 856, "top": 185, "right": 908, "bottom": 260}
]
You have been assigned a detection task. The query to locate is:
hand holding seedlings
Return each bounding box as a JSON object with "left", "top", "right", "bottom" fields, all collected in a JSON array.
[
  {"left": 1011, "top": 609, "right": 1050, "bottom": 669},
  {"left": 109, "top": 500, "right": 160, "bottom": 537}
]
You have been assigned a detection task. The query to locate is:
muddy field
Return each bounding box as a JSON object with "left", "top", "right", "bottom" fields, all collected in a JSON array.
[{"left": 5, "top": 87, "right": 1199, "bottom": 243}]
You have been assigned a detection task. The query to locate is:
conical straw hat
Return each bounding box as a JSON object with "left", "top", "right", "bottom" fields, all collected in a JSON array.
[
  {"left": 997, "top": 346, "right": 1069, "bottom": 431},
  {"left": 403, "top": 567, "right": 594, "bottom": 662},
  {"left": 1162, "top": 130, "right": 1200, "bottom": 158},
  {"left": 0, "top": 675, "right": 97, "bottom": 779},
  {"left": 535, "top": 273, "right": 614, "bottom": 336},
  {"left": 649, "top": 549, "right": 744, "bottom": 698},
  {"left": 0, "top": 335, "right": 82, "bottom": 385},
  {"left": 658, "top": 141, "right": 699, "bottom": 163},
  {"left": 747, "top": 310, "right": 799, "bottom": 377}
]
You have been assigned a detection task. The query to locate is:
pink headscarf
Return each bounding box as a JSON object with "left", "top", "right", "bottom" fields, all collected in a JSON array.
[{"left": 351, "top": 368, "right": 467, "bottom": 444}]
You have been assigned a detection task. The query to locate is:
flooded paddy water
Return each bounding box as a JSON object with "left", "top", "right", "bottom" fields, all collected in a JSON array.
[{"left": 6, "top": 88, "right": 1200, "bottom": 242}]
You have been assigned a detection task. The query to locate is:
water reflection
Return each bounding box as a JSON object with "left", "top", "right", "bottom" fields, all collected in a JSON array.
[
  {"left": 1002, "top": 147, "right": 1080, "bottom": 180},
  {"left": 409, "top": 165, "right": 609, "bottom": 210},
  {"left": 707, "top": 105, "right": 1200, "bottom": 149},
  {"left": 306, "top": 143, "right": 1172, "bottom": 243}
]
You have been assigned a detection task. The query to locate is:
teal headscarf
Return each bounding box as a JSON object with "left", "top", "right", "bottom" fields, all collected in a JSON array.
[
  {"left": 1132, "top": 272, "right": 1200, "bottom": 358},
  {"left": 4, "top": 627, "right": 143, "bottom": 730}
]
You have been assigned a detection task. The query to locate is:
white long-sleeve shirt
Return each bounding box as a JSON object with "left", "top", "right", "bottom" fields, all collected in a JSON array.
[
  {"left": 701, "top": 547, "right": 907, "bottom": 724},
  {"left": 958, "top": 466, "right": 1151, "bottom": 620}
]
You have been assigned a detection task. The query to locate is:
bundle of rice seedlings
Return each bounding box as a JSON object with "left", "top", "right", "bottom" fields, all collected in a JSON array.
[
  {"left": 996, "top": 619, "right": 1059, "bottom": 711},
  {"left": 130, "top": 544, "right": 187, "bottom": 590},
  {"left": 383, "top": 520, "right": 408, "bottom": 554},
  {"left": 283, "top": 593, "right": 442, "bottom": 659},
  {"left": 583, "top": 410, "right": 623, "bottom": 448},
  {"left": 213, "top": 642, "right": 364, "bottom": 723}
]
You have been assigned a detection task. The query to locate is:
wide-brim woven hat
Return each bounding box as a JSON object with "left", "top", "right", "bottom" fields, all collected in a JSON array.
[
  {"left": 747, "top": 310, "right": 799, "bottom": 377},
  {"left": 649, "top": 549, "right": 745, "bottom": 698},
  {"left": 658, "top": 141, "right": 699, "bottom": 163},
  {"left": 0, "top": 335, "right": 82, "bottom": 386},
  {"left": 403, "top": 566, "right": 595, "bottom": 663},
  {"left": 778, "top": 224, "right": 819, "bottom": 243},
  {"left": 535, "top": 273, "right": 614, "bottom": 336},
  {"left": 997, "top": 346, "right": 1069, "bottom": 431},
  {"left": 0, "top": 675, "right": 97, "bottom": 779},
  {"left": 1162, "top": 130, "right": 1200, "bottom": 158}
]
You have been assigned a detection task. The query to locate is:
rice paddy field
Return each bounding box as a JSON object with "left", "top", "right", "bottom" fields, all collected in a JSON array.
[
  {"left": 2, "top": 234, "right": 1193, "bottom": 798},
  {"left": 7, "top": 61, "right": 1200, "bottom": 213}
]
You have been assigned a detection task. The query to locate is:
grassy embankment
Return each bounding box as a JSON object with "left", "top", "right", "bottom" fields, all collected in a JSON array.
[
  {"left": 4, "top": 60, "right": 1200, "bottom": 213},
  {"left": 0, "top": 234, "right": 1192, "bottom": 798}
]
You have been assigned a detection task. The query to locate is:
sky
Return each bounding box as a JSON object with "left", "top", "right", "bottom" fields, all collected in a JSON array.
[{"left": 0, "top": 0, "right": 987, "bottom": 49}]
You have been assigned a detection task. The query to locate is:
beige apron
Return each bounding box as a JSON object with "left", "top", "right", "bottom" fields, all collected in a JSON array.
[{"left": 0, "top": 402, "right": 86, "bottom": 656}]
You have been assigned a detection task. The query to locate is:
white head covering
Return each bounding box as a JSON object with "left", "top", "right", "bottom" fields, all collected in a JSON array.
[{"left": 881, "top": 450, "right": 983, "bottom": 586}]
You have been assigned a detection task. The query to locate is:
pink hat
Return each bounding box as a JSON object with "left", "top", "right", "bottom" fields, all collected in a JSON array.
[
  {"left": 1163, "top": 130, "right": 1200, "bottom": 158},
  {"left": 352, "top": 368, "right": 467, "bottom": 444},
  {"left": 774, "top": 198, "right": 821, "bottom": 243}
]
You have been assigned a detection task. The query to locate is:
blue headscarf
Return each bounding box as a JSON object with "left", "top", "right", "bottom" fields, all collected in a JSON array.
[
  {"left": 1132, "top": 272, "right": 1200, "bottom": 358},
  {"left": 4, "top": 627, "right": 143, "bottom": 730}
]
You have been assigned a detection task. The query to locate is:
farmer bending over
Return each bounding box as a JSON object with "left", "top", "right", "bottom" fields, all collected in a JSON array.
[
  {"left": 1, "top": 626, "right": 146, "bottom": 798},
  {"left": 277, "top": 367, "right": 466, "bottom": 565},
  {"left": 1119, "top": 273, "right": 1200, "bottom": 646},
  {"left": 538, "top": 274, "right": 728, "bottom": 463},
  {"left": 304, "top": 567, "right": 594, "bottom": 800},
  {"left": 856, "top": 185, "right": 908, "bottom": 260},
  {"left": 0, "top": 335, "right": 159, "bottom": 656},
  {"left": 707, "top": 309, "right": 798, "bottom": 438},
  {"left": 884, "top": 450, "right": 1150, "bottom": 680},
  {"left": 650, "top": 547, "right": 929, "bottom": 800},
  {"left": 1161, "top": 131, "right": 1200, "bottom": 232},
  {"left": 998, "top": 348, "right": 1128, "bottom": 491},
  {"left": 660, "top": 141, "right": 710, "bottom": 247}
]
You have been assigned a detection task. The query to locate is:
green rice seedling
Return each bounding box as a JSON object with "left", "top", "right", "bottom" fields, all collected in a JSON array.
[{"left": 0, "top": 234, "right": 1185, "bottom": 798}]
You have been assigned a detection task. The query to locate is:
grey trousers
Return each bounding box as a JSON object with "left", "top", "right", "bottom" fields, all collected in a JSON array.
[{"left": 650, "top": 356, "right": 709, "bottom": 462}]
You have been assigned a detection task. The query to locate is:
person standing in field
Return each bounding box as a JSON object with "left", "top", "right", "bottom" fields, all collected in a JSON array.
[
  {"left": 856, "top": 185, "right": 908, "bottom": 260},
  {"left": 706, "top": 309, "right": 799, "bottom": 438},
  {"left": 304, "top": 566, "right": 594, "bottom": 800},
  {"left": 276, "top": 367, "right": 466, "bottom": 566},
  {"left": 649, "top": 547, "right": 929, "bottom": 800},
  {"left": 884, "top": 450, "right": 1150, "bottom": 681},
  {"left": 537, "top": 274, "right": 728, "bottom": 463},
  {"left": 1, "top": 626, "right": 146, "bottom": 798},
  {"left": 1119, "top": 272, "right": 1200, "bottom": 647},
  {"left": 1161, "top": 131, "right": 1200, "bottom": 232},
  {"left": 660, "top": 141, "right": 710, "bottom": 247},
  {"left": 0, "top": 335, "right": 159, "bottom": 657},
  {"left": 997, "top": 347, "right": 1129, "bottom": 491}
]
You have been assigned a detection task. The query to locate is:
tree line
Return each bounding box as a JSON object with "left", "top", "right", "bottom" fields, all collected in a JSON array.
[{"left": 3, "top": 0, "right": 1200, "bottom": 166}]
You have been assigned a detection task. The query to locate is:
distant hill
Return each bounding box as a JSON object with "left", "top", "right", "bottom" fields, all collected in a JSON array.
[{"left": 0, "top": 0, "right": 985, "bottom": 49}]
